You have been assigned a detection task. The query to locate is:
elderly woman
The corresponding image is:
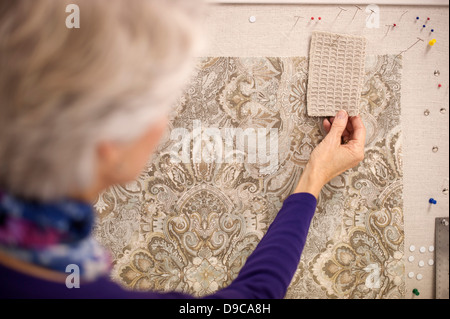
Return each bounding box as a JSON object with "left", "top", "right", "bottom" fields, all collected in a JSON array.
[{"left": 0, "top": 0, "right": 365, "bottom": 299}]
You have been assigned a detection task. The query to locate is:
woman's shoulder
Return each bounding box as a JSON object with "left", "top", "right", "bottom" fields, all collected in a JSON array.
[
  {"left": 0, "top": 253, "right": 109, "bottom": 298},
  {"left": 0, "top": 253, "right": 192, "bottom": 299}
]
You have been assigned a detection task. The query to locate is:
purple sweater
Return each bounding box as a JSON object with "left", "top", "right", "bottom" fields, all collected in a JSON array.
[{"left": 0, "top": 193, "right": 316, "bottom": 299}]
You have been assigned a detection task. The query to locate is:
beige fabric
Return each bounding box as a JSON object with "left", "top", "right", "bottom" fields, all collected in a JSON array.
[
  {"left": 94, "top": 55, "right": 404, "bottom": 298},
  {"left": 307, "top": 31, "right": 367, "bottom": 117}
]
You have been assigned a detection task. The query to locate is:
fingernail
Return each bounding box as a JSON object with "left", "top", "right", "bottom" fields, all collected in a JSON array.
[{"left": 336, "top": 110, "right": 347, "bottom": 119}]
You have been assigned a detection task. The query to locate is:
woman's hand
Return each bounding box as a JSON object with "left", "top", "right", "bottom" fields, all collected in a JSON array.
[{"left": 294, "top": 110, "right": 366, "bottom": 199}]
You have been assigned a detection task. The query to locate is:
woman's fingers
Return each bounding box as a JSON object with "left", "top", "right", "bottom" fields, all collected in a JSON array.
[
  {"left": 348, "top": 115, "right": 366, "bottom": 146},
  {"left": 330, "top": 116, "right": 354, "bottom": 133},
  {"left": 324, "top": 113, "right": 364, "bottom": 146},
  {"left": 344, "top": 115, "right": 366, "bottom": 162},
  {"left": 298, "top": 112, "right": 367, "bottom": 194},
  {"left": 346, "top": 118, "right": 354, "bottom": 134},
  {"left": 323, "top": 118, "right": 332, "bottom": 133},
  {"left": 327, "top": 110, "right": 349, "bottom": 143},
  {"left": 326, "top": 116, "right": 351, "bottom": 140}
]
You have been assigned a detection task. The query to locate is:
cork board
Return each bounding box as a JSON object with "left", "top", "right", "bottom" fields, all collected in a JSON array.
[{"left": 94, "top": 3, "right": 449, "bottom": 299}]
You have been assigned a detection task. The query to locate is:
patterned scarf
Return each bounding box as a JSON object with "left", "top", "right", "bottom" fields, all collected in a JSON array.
[{"left": 0, "top": 191, "right": 111, "bottom": 281}]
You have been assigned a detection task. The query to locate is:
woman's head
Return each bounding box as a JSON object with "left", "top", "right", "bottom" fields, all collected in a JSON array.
[{"left": 0, "top": 0, "right": 203, "bottom": 201}]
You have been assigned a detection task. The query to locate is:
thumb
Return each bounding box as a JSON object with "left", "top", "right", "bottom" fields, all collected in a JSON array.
[{"left": 328, "top": 110, "right": 348, "bottom": 141}]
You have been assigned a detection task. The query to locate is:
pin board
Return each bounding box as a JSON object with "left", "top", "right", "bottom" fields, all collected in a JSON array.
[
  {"left": 197, "top": 1, "right": 449, "bottom": 299},
  {"left": 94, "top": 1, "right": 449, "bottom": 299}
]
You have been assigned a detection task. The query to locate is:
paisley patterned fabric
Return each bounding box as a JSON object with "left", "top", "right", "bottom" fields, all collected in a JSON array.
[{"left": 93, "top": 55, "right": 404, "bottom": 298}]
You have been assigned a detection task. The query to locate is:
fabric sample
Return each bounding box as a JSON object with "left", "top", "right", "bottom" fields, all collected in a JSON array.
[
  {"left": 307, "top": 31, "right": 367, "bottom": 117},
  {"left": 94, "top": 55, "right": 404, "bottom": 299}
]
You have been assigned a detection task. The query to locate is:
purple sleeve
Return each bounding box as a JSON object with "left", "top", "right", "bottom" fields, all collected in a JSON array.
[{"left": 0, "top": 193, "right": 316, "bottom": 299}]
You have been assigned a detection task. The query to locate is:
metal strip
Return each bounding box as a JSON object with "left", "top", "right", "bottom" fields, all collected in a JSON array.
[{"left": 436, "top": 218, "right": 449, "bottom": 299}]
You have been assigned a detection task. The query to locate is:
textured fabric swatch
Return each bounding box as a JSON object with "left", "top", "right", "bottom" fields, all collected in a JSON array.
[
  {"left": 94, "top": 55, "right": 404, "bottom": 299},
  {"left": 307, "top": 31, "right": 367, "bottom": 117}
]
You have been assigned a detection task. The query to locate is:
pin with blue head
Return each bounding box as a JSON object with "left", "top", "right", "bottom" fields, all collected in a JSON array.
[{"left": 429, "top": 198, "right": 437, "bottom": 205}]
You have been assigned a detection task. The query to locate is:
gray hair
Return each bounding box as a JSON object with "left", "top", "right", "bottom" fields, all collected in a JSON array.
[{"left": 0, "top": 0, "right": 203, "bottom": 201}]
